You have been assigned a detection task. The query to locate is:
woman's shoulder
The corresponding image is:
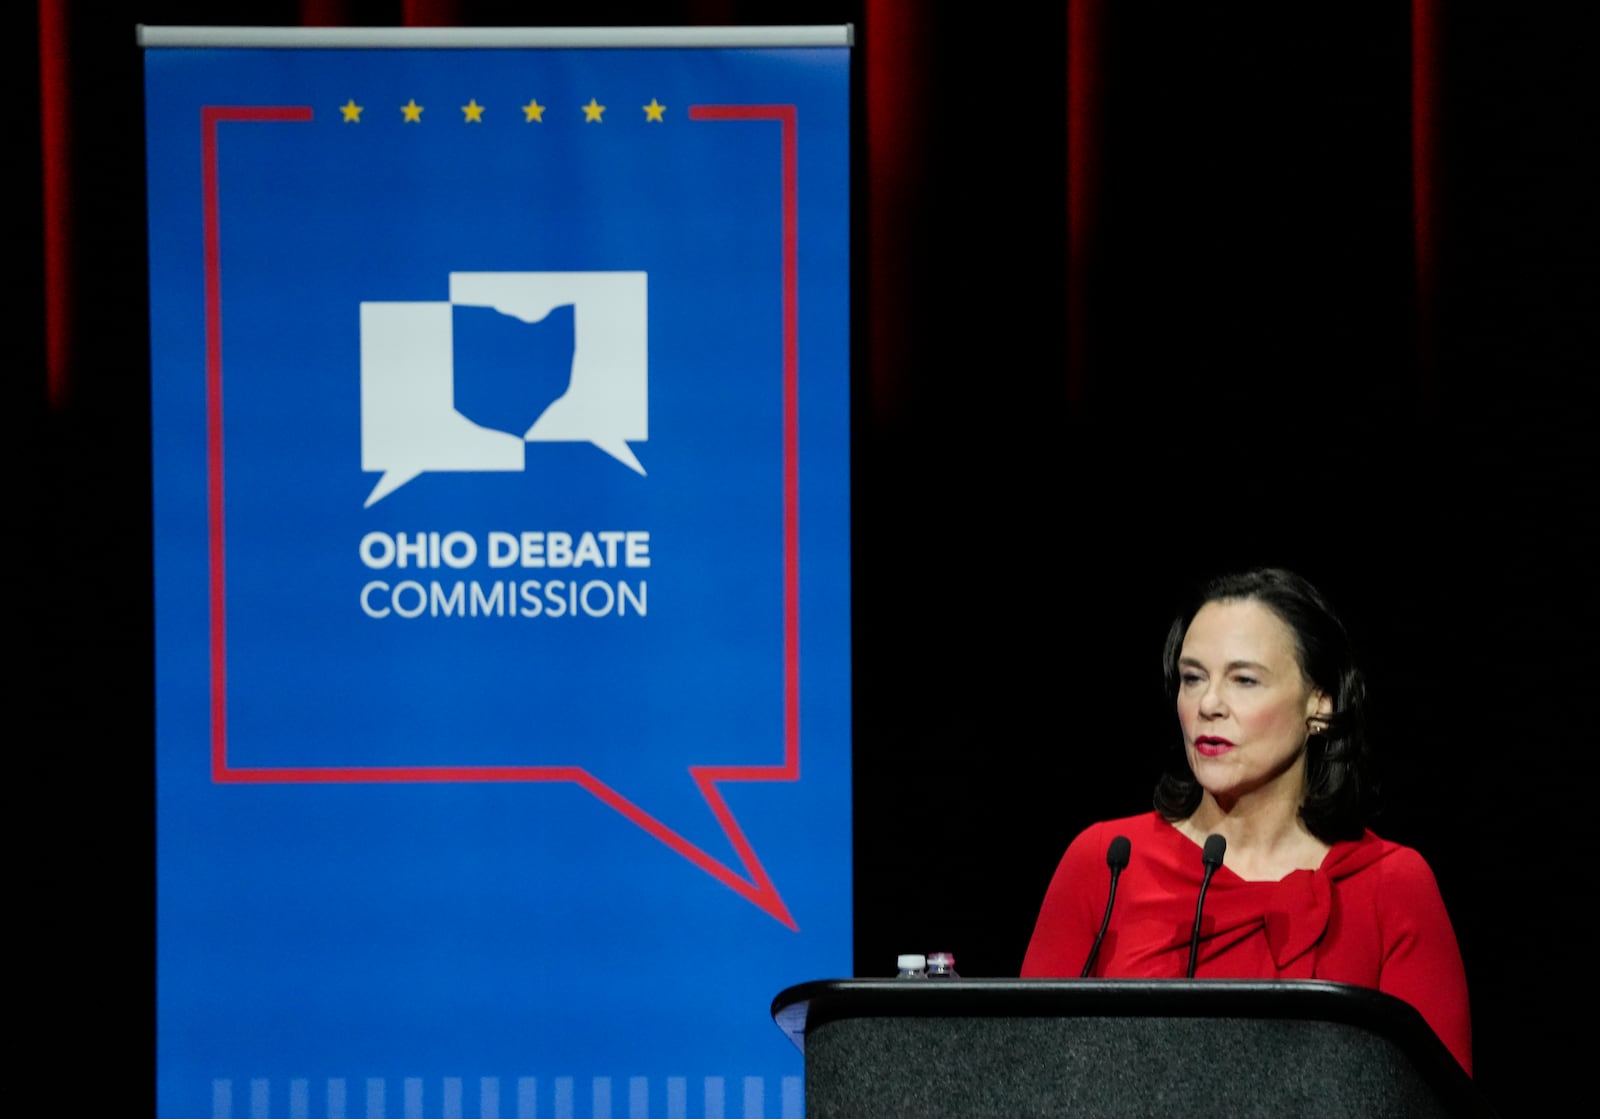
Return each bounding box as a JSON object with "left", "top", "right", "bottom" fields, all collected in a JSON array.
[
  {"left": 1328, "top": 829, "right": 1443, "bottom": 889},
  {"left": 1069, "top": 811, "right": 1168, "bottom": 849}
]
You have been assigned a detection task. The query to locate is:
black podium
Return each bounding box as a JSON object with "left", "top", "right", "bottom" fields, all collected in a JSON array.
[{"left": 771, "top": 978, "right": 1497, "bottom": 1118}]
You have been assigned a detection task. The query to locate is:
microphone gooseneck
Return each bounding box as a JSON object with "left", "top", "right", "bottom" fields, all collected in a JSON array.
[
  {"left": 1186, "top": 833, "right": 1227, "bottom": 979},
  {"left": 1080, "top": 835, "right": 1132, "bottom": 978}
]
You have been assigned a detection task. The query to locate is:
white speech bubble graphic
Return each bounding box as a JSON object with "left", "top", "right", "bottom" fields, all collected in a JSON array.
[
  {"left": 449, "top": 272, "right": 649, "bottom": 475},
  {"left": 360, "top": 302, "right": 527, "bottom": 508}
]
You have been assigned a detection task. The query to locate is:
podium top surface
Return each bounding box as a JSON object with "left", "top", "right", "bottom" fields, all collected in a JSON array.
[{"left": 774, "top": 977, "right": 1402, "bottom": 1045}]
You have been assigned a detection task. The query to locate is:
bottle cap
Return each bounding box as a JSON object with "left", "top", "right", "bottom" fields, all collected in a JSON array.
[{"left": 897, "top": 953, "right": 927, "bottom": 970}]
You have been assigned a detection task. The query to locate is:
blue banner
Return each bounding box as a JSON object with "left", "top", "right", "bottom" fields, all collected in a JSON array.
[{"left": 145, "top": 31, "right": 851, "bottom": 1119}]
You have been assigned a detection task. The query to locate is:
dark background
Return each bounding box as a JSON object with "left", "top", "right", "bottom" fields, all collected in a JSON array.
[{"left": 27, "top": 2, "right": 1594, "bottom": 1116}]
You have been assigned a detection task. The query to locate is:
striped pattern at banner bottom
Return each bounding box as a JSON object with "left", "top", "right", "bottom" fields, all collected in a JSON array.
[{"left": 210, "top": 1076, "right": 804, "bottom": 1119}]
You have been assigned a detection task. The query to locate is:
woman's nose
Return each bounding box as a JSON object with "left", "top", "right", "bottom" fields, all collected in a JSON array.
[{"left": 1198, "top": 686, "right": 1226, "bottom": 717}]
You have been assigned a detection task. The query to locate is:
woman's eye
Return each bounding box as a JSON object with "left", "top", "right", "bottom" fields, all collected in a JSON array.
[
  {"left": 1234, "top": 676, "right": 1259, "bottom": 687},
  {"left": 1180, "top": 672, "right": 1204, "bottom": 686}
]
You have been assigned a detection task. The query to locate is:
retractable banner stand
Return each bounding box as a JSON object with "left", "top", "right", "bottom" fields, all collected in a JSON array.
[{"left": 142, "top": 26, "right": 852, "bottom": 1119}]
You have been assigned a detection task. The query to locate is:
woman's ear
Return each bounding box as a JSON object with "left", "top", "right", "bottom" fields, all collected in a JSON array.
[{"left": 1306, "top": 690, "right": 1333, "bottom": 733}]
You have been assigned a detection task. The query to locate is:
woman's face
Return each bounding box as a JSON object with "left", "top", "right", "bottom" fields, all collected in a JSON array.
[{"left": 1175, "top": 597, "right": 1331, "bottom": 807}]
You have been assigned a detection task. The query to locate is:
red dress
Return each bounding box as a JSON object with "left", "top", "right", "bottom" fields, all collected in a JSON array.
[{"left": 1019, "top": 811, "right": 1473, "bottom": 1075}]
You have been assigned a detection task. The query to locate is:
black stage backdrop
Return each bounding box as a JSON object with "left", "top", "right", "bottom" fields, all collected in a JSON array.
[{"left": 27, "top": 3, "right": 1594, "bottom": 1116}]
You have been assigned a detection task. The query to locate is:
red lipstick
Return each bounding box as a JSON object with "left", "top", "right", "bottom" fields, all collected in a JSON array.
[{"left": 1194, "top": 736, "right": 1235, "bottom": 757}]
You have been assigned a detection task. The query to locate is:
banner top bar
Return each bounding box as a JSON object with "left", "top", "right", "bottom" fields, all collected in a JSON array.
[{"left": 137, "top": 25, "right": 854, "bottom": 49}]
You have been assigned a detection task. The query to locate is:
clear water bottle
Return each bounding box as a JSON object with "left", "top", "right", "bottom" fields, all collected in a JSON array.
[
  {"left": 926, "top": 951, "right": 959, "bottom": 979},
  {"left": 896, "top": 953, "right": 928, "bottom": 978}
]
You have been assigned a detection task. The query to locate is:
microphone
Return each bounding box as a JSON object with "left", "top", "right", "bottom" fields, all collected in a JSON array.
[
  {"left": 1186, "top": 834, "right": 1226, "bottom": 979},
  {"left": 1080, "top": 835, "right": 1132, "bottom": 978}
]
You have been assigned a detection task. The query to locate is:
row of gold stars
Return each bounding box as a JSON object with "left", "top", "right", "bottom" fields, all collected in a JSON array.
[{"left": 337, "top": 98, "right": 668, "bottom": 123}]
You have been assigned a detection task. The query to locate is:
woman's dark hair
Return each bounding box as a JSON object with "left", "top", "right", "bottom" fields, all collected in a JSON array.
[{"left": 1153, "top": 567, "right": 1374, "bottom": 842}]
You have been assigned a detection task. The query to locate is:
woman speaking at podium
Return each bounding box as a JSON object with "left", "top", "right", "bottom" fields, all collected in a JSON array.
[{"left": 1019, "top": 567, "right": 1473, "bottom": 1075}]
